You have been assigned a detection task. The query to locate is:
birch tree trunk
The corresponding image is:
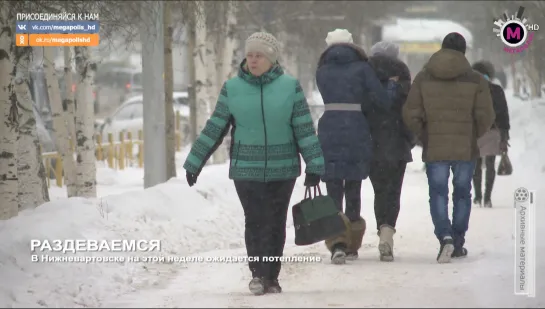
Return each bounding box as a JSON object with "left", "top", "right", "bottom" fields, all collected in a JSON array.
[
  {"left": 215, "top": 34, "right": 224, "bottom": 96},
  {"left": 163, "top": 1, "right": 177, "bottom": 179},
  {"left": 230, "top": 45, "right": 242, "bottom": 79},
  {"left": 187, "top": 19, "right": 198, "bottom": 143},
  {"left": 44, "top": 47, "right": 77, "bottom": 197},
  {"left": 228, "top": 2, "right": 242, "bottom": 80},
  {"left": 222, "top": 2, "right": 239, "bottom": 81},
  {"left": 205, "top": 34, "right": 218, "bottom": 107},
  {"left": 140, "top": 1, "right": 167, "bottom": 188},
  {"left": 209, "top": 2, "right": 238, "bottom": 165},
  {"left": 74, "top": 46, "right": 97, "bottom": 198},
  {"left": 0, "top": 6, "right": 18, "bottom": 219},
  {"left": 206, "top": 31, "right": 226, "bottom": 164},
  {"left": 63, "top": 47, "right": 76, "bottom": 151},
  {"left": 15, "top": 47, "right": 49, "bottom": 210},
  {"left": 194, "top": 2, "right": 209, "bottom": 137}
]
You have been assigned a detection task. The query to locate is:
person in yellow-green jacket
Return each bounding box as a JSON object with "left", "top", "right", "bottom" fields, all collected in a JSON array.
[{"left": 183, "top": 32, "right": 325, "bottom": 296}]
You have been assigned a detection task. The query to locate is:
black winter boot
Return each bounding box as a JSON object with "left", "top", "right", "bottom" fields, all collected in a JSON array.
[
  {"left": 346, "top": 252, "right": 359, "bottom": 260},
  {"left": 265, "top": 279, "right": 282, "bottom": 293},
  {"left": 452, "top": 247, "right": 468, "bottom": 258},
  {"left": 248, "top": 277, "right": 265, "bottom": 295},
  {"left": 483, "top": 159, "right": 496, "bottom": 205}
]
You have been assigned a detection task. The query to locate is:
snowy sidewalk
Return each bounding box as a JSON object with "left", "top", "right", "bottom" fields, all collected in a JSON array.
[{"left": 103, "top": 162, "right": 545, "bottom": 308}]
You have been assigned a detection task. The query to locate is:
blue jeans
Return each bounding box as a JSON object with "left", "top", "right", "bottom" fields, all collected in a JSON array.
[{"left": 425, "top": 161, "right": 476, "bottom": 248}]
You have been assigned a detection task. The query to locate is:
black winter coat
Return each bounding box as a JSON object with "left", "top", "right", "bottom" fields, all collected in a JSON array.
[
  {"left": 489, "top": 82, "right": 510, "bottom": 140},
  {"left": 368, "top": 54, "right": 414, "bottom": 163}
]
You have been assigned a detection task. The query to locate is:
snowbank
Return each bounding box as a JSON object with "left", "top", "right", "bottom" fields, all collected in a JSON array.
[{"left": 0, "top": 170, "right": 246, "bottom": 307}]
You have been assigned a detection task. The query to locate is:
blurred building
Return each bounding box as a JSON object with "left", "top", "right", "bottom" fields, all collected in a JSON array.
[{"left": 376, "top": 17, "right": 475, "bottom": 78}]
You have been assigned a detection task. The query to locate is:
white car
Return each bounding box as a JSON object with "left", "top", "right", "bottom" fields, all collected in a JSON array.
[{"left": 98, "top": 92, "right": 190, "bottom": 143}]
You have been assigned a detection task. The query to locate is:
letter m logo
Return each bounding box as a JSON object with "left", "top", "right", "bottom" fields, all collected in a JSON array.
[
  {"left": 507, "top": 27, "right": 521, "bottom": 40},
  {"left": 17, "top": 24, "right": 26, "bottom": 31}
]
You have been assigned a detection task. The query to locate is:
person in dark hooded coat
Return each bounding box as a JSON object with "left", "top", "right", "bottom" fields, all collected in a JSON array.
[
  {"left": 367, "top": 41, "right": 414, "bottom": 262},
  {"left": 315, "top": 29, "right": 396, "bottom": 264},
  {"left": 471, "top": 60, "right": 510, "bottom": 208}
]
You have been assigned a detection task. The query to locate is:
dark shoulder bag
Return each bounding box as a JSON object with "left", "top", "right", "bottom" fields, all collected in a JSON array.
[
  {"left": 292, "top": 186, "right": 346, "bottom": 246},
  {"left": 497, "top": 152, "right": 513, "bottom": 176}
]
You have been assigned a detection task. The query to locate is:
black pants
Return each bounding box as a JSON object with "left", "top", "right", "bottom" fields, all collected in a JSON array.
[
  {"left": 369, "top": 161, "right": 407, "bottom": 231},
  {"left": 234, "top": 179, "right": 296, "bottom": 281},
  {"left": 325, "top": 180, "right": 362, "bottom": 222},
  {"left": 473, "top": 156, "right": 496, "bottom": 201}
]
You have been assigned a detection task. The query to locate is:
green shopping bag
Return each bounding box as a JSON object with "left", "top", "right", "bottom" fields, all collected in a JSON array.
[{"left": 292, "top": 185, "right": 347, "bottom": 246}]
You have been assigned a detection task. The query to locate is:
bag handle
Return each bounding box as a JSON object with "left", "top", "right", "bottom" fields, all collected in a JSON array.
[{"left": 304, "top": 185, "right": 322, "bottom": 199}]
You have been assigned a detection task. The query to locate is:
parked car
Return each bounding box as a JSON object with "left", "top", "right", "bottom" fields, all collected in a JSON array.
[
  {"left": 94, "top": 67, "right": 143, "bottom": 116},
  {"left": 97, "top": 91, "right": 190, "bottom": 144}
]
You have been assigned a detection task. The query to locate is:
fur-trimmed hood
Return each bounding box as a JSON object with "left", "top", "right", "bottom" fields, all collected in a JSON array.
[{"left": 317, "top": 43, "right": 368, "bottom": 68}]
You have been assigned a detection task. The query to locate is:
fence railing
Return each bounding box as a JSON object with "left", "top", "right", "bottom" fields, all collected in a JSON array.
[{"left": 41, "top": 111, "right": 187, "bottom": 188}]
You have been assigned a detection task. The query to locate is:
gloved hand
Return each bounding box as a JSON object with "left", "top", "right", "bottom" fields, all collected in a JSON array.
[
  {"left": 500, "top": 140, "right": 510, "bottom": 153},
  {"left": 304, "top": 173, "right": 321, "bottom": 187},
  {"left": 186, "top": 171, "right": 198, "bottom": 187}
]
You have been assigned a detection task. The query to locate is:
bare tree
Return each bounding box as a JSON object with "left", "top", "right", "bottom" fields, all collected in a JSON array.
[
  {"left": 140, "top": 0, "right": 167, "bottom": 188},
  {"left": 186, "top": 17, "right": 198, "bottom": 143},
  {"left": 164, "top": 0, "right": 176, "bottom": 179},
  {"left": 207, "top": 1, "right": 236, "bottom": 164},
  {"left": 0, "top": 2, "right": 19, "bottom": 219},
  {"left": 205, "top": 19, "right": 222, "bottom": 164},
  {"left": 63, "top": 47, "right": 76, "bottom": 150},
  {"left": 237, "top": 1, "right": 411, "bottom": 93},
  {"left": 15, "top": 46, "right": 49, "bottom": 210},
  {"left": 194, "top": 1, "right": 209, "bottom": 139},
  {"left": 74, "top": 46, "right": 97, "bottom": 197},
  {"left": 220, "top": 2, "right": 240, "bottom": 81},
  {"left": 44, "top": 46, "right": 78, "bottom": 197},
  {"left": 518, "top": 0, "right": 545, "bottom": 97}
]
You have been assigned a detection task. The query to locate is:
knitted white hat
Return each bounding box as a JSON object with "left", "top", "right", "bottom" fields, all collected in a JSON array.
[
  {"left": 325, "top": 29, "right": 353, "bottom": 46},
  {"left": 245, "top": 32, "right": 281, "bottom": 64}
]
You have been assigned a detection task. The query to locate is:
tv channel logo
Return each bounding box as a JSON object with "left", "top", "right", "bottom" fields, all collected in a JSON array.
[{"left": 493, "top": 6, "right": 539, "bottom": 54}]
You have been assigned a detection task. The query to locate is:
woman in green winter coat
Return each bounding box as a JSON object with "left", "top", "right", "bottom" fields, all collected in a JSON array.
[{"left": 183, "top": 32, "right": 325, "bottom": 296}]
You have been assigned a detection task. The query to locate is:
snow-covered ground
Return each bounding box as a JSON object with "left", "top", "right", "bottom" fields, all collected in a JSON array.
[{"left": 1, "top": 92, "right": 544, "bottom": 308}]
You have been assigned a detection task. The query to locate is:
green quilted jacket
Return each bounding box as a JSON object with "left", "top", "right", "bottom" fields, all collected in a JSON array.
[{"left": 183, "top": 61, "right": 325, "bottom": 182}]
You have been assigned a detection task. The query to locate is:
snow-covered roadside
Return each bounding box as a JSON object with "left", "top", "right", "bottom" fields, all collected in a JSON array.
[
  {"left": 0, "top": 162, "right": 247, "bottom": 307},
  {"left": 0, "top": 93, "right": 543, "bottom": 307}
]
